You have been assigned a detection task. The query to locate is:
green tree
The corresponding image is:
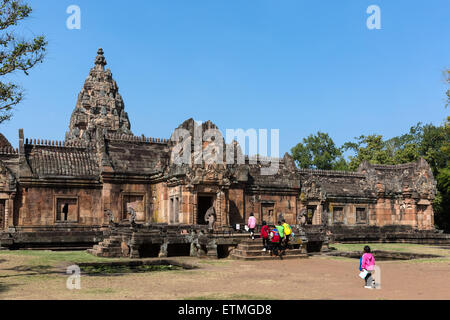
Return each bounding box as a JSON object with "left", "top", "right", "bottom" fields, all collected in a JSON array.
[
  {"left": 385, "top": 123, "right": 423, "bottom": 163},
  {"left": 432, "top": 117, "right": 450, "bottom": 232},
  {"left": 445, "top": 69, "right": 449, "bottom": 108},
  {"left": 343, "top": 134, "right": 394, "bottom": 171},
  {"left": 0, "top": 0, "right": 47, "bottom": 124},
  {"left": 291, "top": 131, "right": 348, "bottom": 170}
]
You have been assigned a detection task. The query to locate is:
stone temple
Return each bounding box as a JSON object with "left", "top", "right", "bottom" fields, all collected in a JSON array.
[{"left": 0, "top": 49, "right": 447, "bottom": 257}]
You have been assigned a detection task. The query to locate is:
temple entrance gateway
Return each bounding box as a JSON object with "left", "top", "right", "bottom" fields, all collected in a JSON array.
[{"left": 197, "top": 195, "right": 214, "bottom": 225}]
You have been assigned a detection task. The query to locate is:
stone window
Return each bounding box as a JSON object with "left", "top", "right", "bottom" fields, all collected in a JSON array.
[
  {"left": 55, "top": 197, "right": 78, "bottom": 222},
  {"left": 333, "top": 207, "right": 344, "bottom": 224},
  {"left": 356, "top": 208, "right": 367, "bottom": 224},
  {"left": 122, "top": 194, "right": 145, "bottom": 221},
  {"left": 417, "top": 205, "right": 428, "bottom": 213}
]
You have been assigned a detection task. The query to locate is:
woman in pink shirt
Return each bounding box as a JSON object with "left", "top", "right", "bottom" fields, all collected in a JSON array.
[
  {"left": 360, "top": 245, "right": 376, "bottom": 289},
  {"left": 248, "top": 213, "right": 257, "bottom": 240}
]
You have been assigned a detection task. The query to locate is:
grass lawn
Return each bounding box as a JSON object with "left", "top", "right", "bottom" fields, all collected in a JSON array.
[
  {"left": 0, "top": 250, "right": 114, "bottom": 266},
  {"left": 328, "top": 243, "right": 450, "bottom": 263},
  {"left": 0, "top": 244, "right": 449, "bottom": 299}
]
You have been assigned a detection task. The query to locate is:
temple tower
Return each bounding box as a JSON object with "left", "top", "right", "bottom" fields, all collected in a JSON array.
[{"left": 66, "top": 48, "right": 132, "bottom": 142}]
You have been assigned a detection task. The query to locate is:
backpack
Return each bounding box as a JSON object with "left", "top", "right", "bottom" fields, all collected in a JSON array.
[
  {"left": 283, "top": 223, "right": 292, "bottom": 236},
  {"left": 271, "top": 229, "right": 280, "bottom": 243}
]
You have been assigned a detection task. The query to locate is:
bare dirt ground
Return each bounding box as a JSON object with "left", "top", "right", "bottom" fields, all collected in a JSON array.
[{"left": 0, "top": 245, "right": 449, "bottom": 300}]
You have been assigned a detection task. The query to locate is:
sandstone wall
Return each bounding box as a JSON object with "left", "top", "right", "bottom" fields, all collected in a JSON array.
[{"left": 17, "top": 186, "right": 102, "bottom": 226}]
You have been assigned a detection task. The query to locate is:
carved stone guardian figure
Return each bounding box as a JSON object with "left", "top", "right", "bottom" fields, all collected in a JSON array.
[{"left": 204, "top": 206, "right": 216, "bottom": 230}]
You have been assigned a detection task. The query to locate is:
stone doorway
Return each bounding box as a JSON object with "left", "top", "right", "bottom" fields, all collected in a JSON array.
[
  {"left": 261, "top": 203, "right": 275, "bottom": 225},
  {"left": 197, "top": 195, "right": 214, "bottom": 225}
]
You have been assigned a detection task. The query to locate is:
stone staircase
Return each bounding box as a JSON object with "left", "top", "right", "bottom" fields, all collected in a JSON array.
[
  {"left": 87, "top": 235, "right": 125, "bottom": 257},
  {"left": 231, "top": 239, "right": 308, "bottom": 261}
]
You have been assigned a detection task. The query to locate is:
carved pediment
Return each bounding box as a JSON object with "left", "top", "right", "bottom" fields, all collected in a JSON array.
[{"left": 0, "top": 160, "right": 16, "bottom": 192}]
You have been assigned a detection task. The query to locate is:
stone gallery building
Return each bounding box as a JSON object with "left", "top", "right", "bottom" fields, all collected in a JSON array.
[{"left": 0, "top": 49, "right": 439, "bottom": 249}]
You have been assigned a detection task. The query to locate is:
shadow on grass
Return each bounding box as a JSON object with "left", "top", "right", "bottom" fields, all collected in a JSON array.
[
  {"left": 7, "top": 265, "right": 54, "bottom": 272},
  {"left": 79, "top": 264, "right": 184, "bottom": 277},
  {"left": 0, "top": 282, "right": 14, "bottom": 293},
  {"left": 0, "top": 265, "right": 61, "bottom": 278}
]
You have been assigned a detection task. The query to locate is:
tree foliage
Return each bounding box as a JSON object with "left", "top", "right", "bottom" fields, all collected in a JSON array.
[
  {"left": 290, "top": 119, "right": 450, "bottom": 231},
  {"left": 0, "top": 0, "right": 47, "bottom": 123},
  {"left": 343, "top": 134, "right": 394, "bottom": 171},
  {"left": 290, "top": 131, "right": 347, "bottom": 170},
  {"left": 445, "top": 69, "right": 449, "bottom": 108}
]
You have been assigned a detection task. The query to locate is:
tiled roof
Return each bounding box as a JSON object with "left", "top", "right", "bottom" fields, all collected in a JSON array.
[{"left": 27, "top": 145, "right": 99, "bottom": 178}]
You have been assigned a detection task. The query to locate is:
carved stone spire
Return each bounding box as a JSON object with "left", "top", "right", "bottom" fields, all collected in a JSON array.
[
  {"left": 66, "top": 48, "right": 132, "bottom": 142},
  {"left": 94, "top": 48, "right": 107, "bottom": 70}
]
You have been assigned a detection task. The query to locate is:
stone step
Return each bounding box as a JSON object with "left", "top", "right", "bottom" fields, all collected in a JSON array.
[
  {"left": 239, "top": 237, "right": 261, "bottom": 244},
  {"left": 98, "top": 247, "right": 122, "bottom": 253},
  {"left": 232, "top": 248, "right": 304, "bottom": 257},
  {"left": 237, "top": 242, "right": 301, "bottom": 251},
  {"left": 237, "top": 242, "right": 265, "bottom": 250},
  {"left": 92, "top": 244, "right": 103, "bottom": 251},
  {"left": 103, "top": 238, "right": 121, "bottom": 245},
  {"left": 231, "top": 253, "right": 308, "bottom": 261},
  {"left": 86, "top": 249, "right": 101, "bottom": 256}
]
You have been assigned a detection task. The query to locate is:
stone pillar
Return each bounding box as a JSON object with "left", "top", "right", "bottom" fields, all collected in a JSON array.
[
  {"left": 129, "top": 233, "right": 140, "bottom": 258},
  {"left": 216, "top": 189, "right": 226, "bottom": 227},
  {"left": 146, "top": 186, "right": 152, "bottom": 224},
  {"left": 7, "top": 195, "right": 14, "bottom": 229},
  {"left": 3, "top": 198, "right": 9, "bottom": 231},
  {"left": 314, "top": 204, "right": 322, "bottom": 225},
  {"left": 187, "top": 188, "right": 194, "bottom": 225},
  {"left": 193, "top": 191, "right": 198, "bottom": 225},
  {"left": 101, "top": 184, "right": 112, "bottom": 226}
]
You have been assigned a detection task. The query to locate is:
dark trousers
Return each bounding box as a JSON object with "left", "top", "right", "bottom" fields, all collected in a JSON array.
[
  {"left": 262, "top": 238, "right": 269, "bottom": 249},
  {"left": 284, "top": 234, "right": 291, "bottom": 248},
  {"left": 270, "top": 242, "right": 281, "bottom": 256},
  {"left": 365, "top": 270, "right": 374, "bottom": 287}
]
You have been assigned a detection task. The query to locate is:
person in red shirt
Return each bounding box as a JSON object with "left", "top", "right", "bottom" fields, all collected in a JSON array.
[{"left": 260, "top": 221, "right": 270, "bottom": 252}]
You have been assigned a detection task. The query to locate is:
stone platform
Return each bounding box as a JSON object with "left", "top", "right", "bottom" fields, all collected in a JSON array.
[
  {"left": 328, "top": 225, "right": 450, "bottom": 245},
  {"left": 86, "top": 223, "right": 317, "bottom": 259},
  {"left": 231, "top": 238, "right": 308, "bottom": 260}
]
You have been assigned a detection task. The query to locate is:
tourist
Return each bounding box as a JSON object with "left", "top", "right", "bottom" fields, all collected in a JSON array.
[
  {"left": 282, "top": 219, "right": 292, "bottom": 249},
  {"left": 360, "top": 245, "right": 376, "bottom": 289},
  {"left": 260, "top": 221, "right": 270, "bottom": 251},
  {"left": 275, "top": 220, "right": 285, "bottom": 249},
  {"left": 269, "top": 226, "right": 282, "bottom": 258},
  {"left": 248, "top": 213, "right": 257, "bottom": 240}
]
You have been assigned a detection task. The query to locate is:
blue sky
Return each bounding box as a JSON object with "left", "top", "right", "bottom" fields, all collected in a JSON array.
[{"left": 1, "top": 0, "right": 449, "bottom": 156}]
